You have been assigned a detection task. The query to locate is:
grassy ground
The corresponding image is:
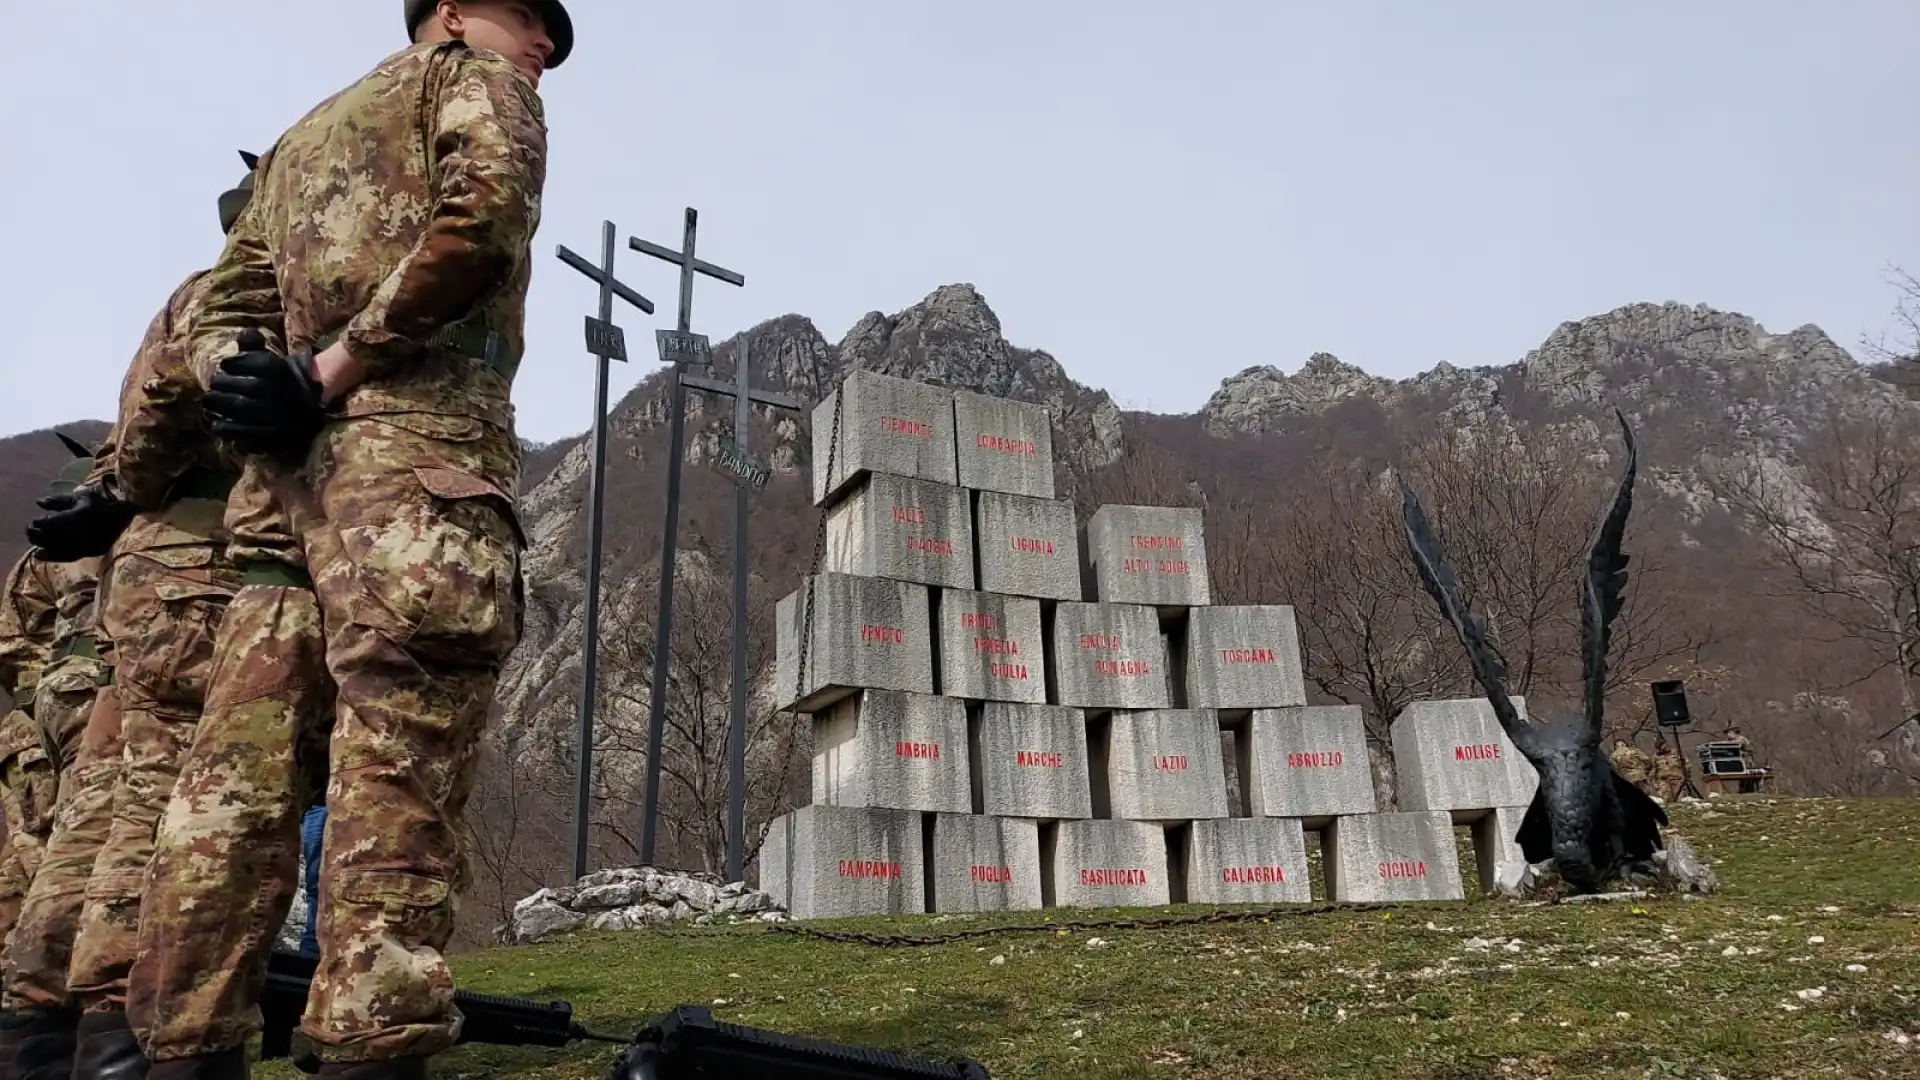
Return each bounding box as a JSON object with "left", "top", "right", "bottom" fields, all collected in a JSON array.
[{"left": 266, "top": 795, "right": 1919, "bottom": 1079}]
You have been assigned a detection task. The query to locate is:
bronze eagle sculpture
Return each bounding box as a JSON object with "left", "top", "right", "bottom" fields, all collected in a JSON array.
[{"left": 1400, "top": 409, "right": 1668, "bottom": 894}]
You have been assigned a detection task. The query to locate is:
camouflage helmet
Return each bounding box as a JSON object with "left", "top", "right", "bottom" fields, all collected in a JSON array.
[
  {"left": 405, "top": 0, "right": 573, "bottom": 69},
  {"left": 45, "top": 433, "right": 94, "bottom": 498},
  {"left": 217, "top": 150, "right": 260, "bottom": 235}
]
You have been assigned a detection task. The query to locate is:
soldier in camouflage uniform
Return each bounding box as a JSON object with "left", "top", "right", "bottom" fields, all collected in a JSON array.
[
  {"left": 0, "top": 446, "right": 110, "bottom": 1080},
  {"left": 7, "top": 159, "right": 263, "bottom": 1080},
  {"left": 136, "top": 4, "right": 570, "bottom": 1077},
  {"left": 1609, "top": 739, "right": 1653, "bottom": 791},
  {"left": 1652, "top": 736, "right": 1685, "bottom": 801}
]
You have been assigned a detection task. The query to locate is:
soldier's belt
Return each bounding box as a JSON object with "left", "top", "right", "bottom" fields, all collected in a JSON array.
[
  {"left": 240, "top": 562, "right": 314, "bottom": 590},
  {"left": 11, "top": 686, "right": 34, "bottom": 713},
  {"left": 50, "top": 634, "right": 103, "bottom": 665},
  {"left": 310, "top": 319, "right": 517, "bottom": 379},
  {"left": 167, "top": 467, "right": 241, "bottom": 504}
]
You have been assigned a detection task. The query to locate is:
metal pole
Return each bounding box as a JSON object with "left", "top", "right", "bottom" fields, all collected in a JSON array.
[
  {"left": 638, "top": 211, "right": 700, "bottom": 868},
  {"left": 725, "top": 341, "right": 752, "bottom": 882},
  {"left": 571, "top": 220, "right": 616, "bottom": 882}
]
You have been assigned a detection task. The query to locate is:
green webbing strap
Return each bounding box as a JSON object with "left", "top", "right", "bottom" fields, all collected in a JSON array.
[
  {"left": 51, "top": 634, "right": 102, "bottom": 665},
  {"left": 309, "top": 320, "right": 516, "bottom": 379},
  {"left": 11, "top": 686, "right": 34, "bottom": 713},
  {"left": 241, "top": 562, "right": 314, "bottom": 590},
  {"left": 168, "top": 468, "right": 241, "bottom": 504}
]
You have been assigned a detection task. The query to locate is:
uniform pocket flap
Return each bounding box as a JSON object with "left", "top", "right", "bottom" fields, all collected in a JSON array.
[
  {"left": 413, "top": 466, "right": 510, "bottom": 504},
  {"left": 152, "top": 579, "right": 237, "bottom": 604},
  {"left": 334, "top": 868, "right": 450, "bottom": 908},
  {"left": 138, "top": 545, "right": 216, "bottom": 570}
]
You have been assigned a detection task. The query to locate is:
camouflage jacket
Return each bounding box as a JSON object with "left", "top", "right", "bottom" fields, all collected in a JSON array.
[
  {"left": 89, "top": 271, "right": 233, "bottom": 510},
  {"left": 0, "top": 551, "right": 100, "bottom": 703},
  {"left": 189, "top": 40, "right": 547, "bottom": 429}
]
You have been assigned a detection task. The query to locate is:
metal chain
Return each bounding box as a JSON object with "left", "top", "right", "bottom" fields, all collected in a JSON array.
[
  {"left": 766, "top": 899, "right": 1399, "bottom": 948},
  {"left": 793, "top": 380, "right": 844, "bottom": 703}
]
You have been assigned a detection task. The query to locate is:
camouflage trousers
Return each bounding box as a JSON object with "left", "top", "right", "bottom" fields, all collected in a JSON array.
[
  {"left": 68, "top": 513, "right": 239, "bottom": 1013},
  {"left": 0, "top": 708, "right": 58, "bottom": 963},
  {"left": 136, "top": 414, "right": 523, "bottom": 1065},
  {"left": 4, "top": 679, "right": 115, "bottom": 1010}
]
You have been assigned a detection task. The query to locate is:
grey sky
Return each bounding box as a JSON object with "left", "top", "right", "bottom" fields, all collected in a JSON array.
[{"left": 3, "top": 1, "right": 1915, "bottom": 443}]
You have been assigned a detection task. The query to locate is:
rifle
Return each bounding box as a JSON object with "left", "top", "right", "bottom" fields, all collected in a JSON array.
[
  {"left": 261, "top": 950, "right": 625, "bottom": 1072},
  {"left": 609, "top": 1007, "right": 992, "bottom": 1079}
]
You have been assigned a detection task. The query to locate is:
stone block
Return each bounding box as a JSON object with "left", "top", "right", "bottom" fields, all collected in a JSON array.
[
  {"left": 1184, "top": 606, "right": 1308, "bottom": 710},
  {"left": 930, "top": 814, "right": 1044, "bottom": 913},
  {"left": 1049, "top": 602, "right": 1172, "bottom": 711},
  {"left": 936, "top": 590, "right": 1045, "bottom": 703},
  {"left": 1183, "top": 818, "right": 1312, "bottom": 904},
  {"left": 1046, "top": 820, "right": 1169, "bottom": 909},
  {"left": 774, "top": 573, "right": 934, "bottom": 713},
  {"left": 972, "top": 702, "right": 1093, "bottom": 820},
  {"left": 1245, "top": 706, "right": 1378, "bottom": 824},
  {"left": 1391, "top": 697, "right": 1540, "bottom": 818},
  {"left": 812, "top": 690, "right": 971, "bottom": 813},
  {"left": 1093, "top": 710, "right": 1230, "bottom": 822},
  {"left": 823, "top": 473, "right": 975, "bottom": 590},
  {"left": 755, "top": 805, "right": 926, "bottom": 920},
  {"left": 1323, "top": 811, "right": 1465, "bottom": 903},
  {"left": 1085, "top": 505, "right": 1210, "bottom": 607},
  {"left": 973, "top": 492, "right": 1081, "bottom": 602},
  {"left": 1471, "top": 805, "right": 1529, "bottom": 894},
  {"left": 951, "top": 389, "right": 1056, "bottom": 499},
  {"left": 811, "top": 370, "right": 959, "bottom": 506}
]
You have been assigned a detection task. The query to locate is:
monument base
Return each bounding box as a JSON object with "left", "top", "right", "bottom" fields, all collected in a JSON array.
[
  {"left": 1323, "top": 811, "right": 1464, "bottom": 902},
  {"left": 930, "top": 814, "right": 1044, "bottom": 912},
  {"left": 1180, "top": 818, "right": 1312, "bottom": 904},
  {"left": 756, "top": 805, "right": 926, "bottom": 920},
  {"left": 1045, "top": 820, "right": 1170, "bottom": 909}
]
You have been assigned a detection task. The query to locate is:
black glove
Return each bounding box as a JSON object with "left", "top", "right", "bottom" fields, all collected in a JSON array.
[
  {"left": 204, "top": 328, "right": 329, "bottom": 461},
  {"left": 27, "top": 481, "right": 137, "bottom": 562}
]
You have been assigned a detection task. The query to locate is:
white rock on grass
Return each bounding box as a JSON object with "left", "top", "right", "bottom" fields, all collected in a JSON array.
[{"left": 501, "top": 867, "right": 788, "bottom": 945}]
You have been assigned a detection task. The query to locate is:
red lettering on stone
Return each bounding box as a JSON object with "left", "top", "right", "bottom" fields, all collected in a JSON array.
[
  {"left": 1287, "top": 750, "right": 1344, "bottom": 768},
  {"left": 961, "top": 613, "right": 997, "bottom": 630},
  {"left": 969, "top": 864, "right": 1013, "bottom": 883},
  {"left": 860, "top": 624, "right": 905, "bottom": 645},
  {"left": 1093, "top": 659, "right": 1150, "bottom": 676},
  {"left": 989, "top": 661, "right": 1030, "bottom": 680},
  {"left": 1122, "top": 557, "right": 1150, "bottom": 572},
  {"left": 1156, "top": 559, "right": 1189, "bottom": 575},
  {"left": 892, "top": 506, "right": 924, "bottom": 524},
  {"left": 895, "top": 741, "right": 940, "bottom": 760},
  {"left": 1152, "top": 755, "right": 1189, "bottom": 771},
  {"left": 1015, "top": 750, "right": 1063, "bottom": 768},
  {"left": 1453, "top": 744, "right": 1502, "bottom": 762},
  {"left": 1221, "top": 865, "right": 1286, "bottom": 884},
  {"left": 1127, "top": 536, "right": 1185, "bottom": 550},
  {"left": 838, "top": 859, "right": 902, "bottom": 879},
  {"left": 905, "top": 536, "right": 955, "bottom": 555},
  {"left": 1220, "top": 647, "right": 1276, "bottom": 665},
  {"left": 1377, "top": 860, "right": 1428, "bottom": 880},
  {"left": 1078, "top": 634, "right": 1121, "bottom": 651},
  {"left": 974, "top": 637, "right": 1020, "bottom": 656},
  {"left": 879, "top": 417, "right": 931, "bottom": 437},
  {"left": 1010, "top": 537, "right": 1056, "bottom": 555},
  {"left": 1079, "top": 868, "right": 1148, "bottom": 887},
  {"left": 975, "top": 434, "right": 1037, "bottom": 456}
]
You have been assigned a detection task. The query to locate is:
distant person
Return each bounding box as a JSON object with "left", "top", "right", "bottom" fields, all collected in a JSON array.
[
  {"left": 1609, "top": 739, "right": 1653, "bottom": 790},
  {"left": 300, "top": 804, "right": 327, "bottom": 955},
  {"left": 1652, "top": 736, "right": 1684, "bottom": 800}
]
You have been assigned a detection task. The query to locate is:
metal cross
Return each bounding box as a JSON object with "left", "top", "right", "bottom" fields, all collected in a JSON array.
[
  {"left": 627, "top": 207, "right": 745, "bottom": 870},
  {"left": 554, "top": 222, "right": 655, "bottom": 883},
  {"left": 683, "top": 338, "right": 801, "bottom": 881}
]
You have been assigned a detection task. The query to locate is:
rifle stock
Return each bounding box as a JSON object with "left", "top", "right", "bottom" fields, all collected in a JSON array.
[{"left": 611, "top": 1006, "right": 992, "bottom": 1080}]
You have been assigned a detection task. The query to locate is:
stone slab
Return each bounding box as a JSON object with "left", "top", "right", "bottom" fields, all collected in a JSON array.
[
  {"left": 823, "top": 473, "right": 976, "bottom": 590},
  {"left": 1391, "top": 697, "right": 1540, "bottom": 817},
  {"left": 755, "top": 805, "right": 926, "bottom": 919},
  {"left": 774, "top": 573, "right": 934, "bottom": 713},
  {"left": 936, "top": 590, "right": 1046, "bottom": 703},
  {"left": 972, "top": 702, "right": 1093, "bottom": 820},
  {"left": 1049, "top": 602, "right": 1172, "bottom": 711},
  {"left": 1184, "top": 818, "right": 1312, "bottom": 904},
  {"left": 1185, "top": 606, "right": 1308, "bottom": 710},
  {"left": 973, "top": 492, "right": 1082, "bottom": 602},
  {"left": 1323, "top": 811, "right": 1465, "bottom": 903},
  {"left": 812, "top": 690, "right": 972, "bottom": 813},
  {"left": 1047, "top": 820, "right": 1170, "bottom": 909},
  {"left": 1471, "top": 805, "right": 1529, "bottom": 894},
  {"left": 811, "top": 370, "right": 958, "bottom": 506},
  {"left": 1094, "top": 710, "right": 1230, "bottom": 822},
  {"left": 1244, "top": 705, "right": 1377, "bottom": 823},
  {"left": 930, "top": 814, "right": 1044, "bottom": 912},
  {"left": 1084, "top": 505, "right": 1210, "bottom": 607},
  {"left": 952, "top": 389, "right": 1056, "bottom": 499}
]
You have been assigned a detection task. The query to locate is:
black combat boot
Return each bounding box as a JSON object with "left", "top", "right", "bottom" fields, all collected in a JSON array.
[
  {"left": 315, "top": 1058, "right": 428, "bottom": 1080},
  {"left": 144, "top": 1048, "right": 250, "bottom": 1080},
  {"left": 9, "top": 1006, "right": 78, "bottom": 1080},
  {"left": 72, "top": 1010, "right": 146, "bottom": 1080}
]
